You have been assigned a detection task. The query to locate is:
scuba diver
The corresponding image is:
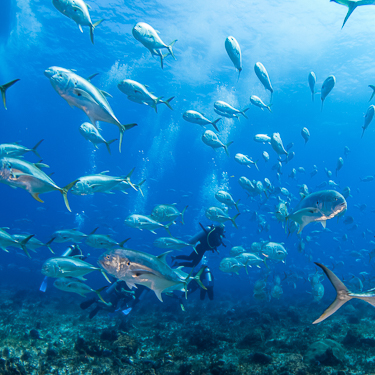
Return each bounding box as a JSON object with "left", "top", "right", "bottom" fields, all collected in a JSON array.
[
  {"left": 171, "top": 223, "right": 225, "bottom": 268},
  {"left": 80, "top": 280, "right": 148, "bottom": 319}
]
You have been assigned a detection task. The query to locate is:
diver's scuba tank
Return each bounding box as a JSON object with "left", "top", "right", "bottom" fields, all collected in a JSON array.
[{"left": 188, "top": 223, "right": 213, "bottom": 245}]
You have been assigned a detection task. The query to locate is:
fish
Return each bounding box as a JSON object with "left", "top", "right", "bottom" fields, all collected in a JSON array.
[
  {"left": 98, "top": 248, "right": 205, "bottom": 301},
  {"left": 336, "top": 157, "right": 344, "bottom": 176},
  {"left": 238, "top": 176, "right": 256, "bottom": 195},
  {"left": 215, "top": 190, "right": 240, "bottom": 212},
  {"left": 0, "top": 79, "right": 20, "bottom": 110},
  {"left": 287, "top": 190, "right": 347, "bottom": 233},
  {"left": 71, "top": 170, "right": 135, "bottom": 196},
  {"left": 301, "top": 127, "right": 310, "bottom": 143},
  {"left": 321, "top": 75, "right": 336, "bottom": 111},
  {"left": 45, "top": 67, "right": 136, "bottom": 152},
  {"left": 213, "top": 108, "right": 241, "bottom": 121},
  {"left": 261, "top": 242, "right": 287, "bottom": 262},
  {"left": 254, "top": 134, "right": 271, "bottom": 143},
  {"left": 52, "top": 0, "right": 104, "bottom": 43},
  {"left": 330, "top": 0, "right": 375, "bottom": 29},
  {"left": 0, "top": 157, "right": 77, "bottom": 211},
  {"left": 0, "top": 228, "right": 34, "bottom": 258},
  {"left": 344, "top": 146, "right": 351, "bottom": 156},
  {"left": 205, "top": 207, "right": 240, "bottom": 228},
  {"left": 254, "top": 62, "right": 274, "bottom": 99},
  {"left": 151, "top": 204, "right": 188, "bottom": 224},
  {"left": 271, "top": 133, "right": 288, "bottom": 157},
  {"left": 153, "top": 237, "right": 197, "bottom": 253},
  {"left": 225, "top": 36, "right": 242, "bottom": 80},
  {"left": 42, "top": 256, "right": 111, "bottom": 283},
  {"left": 85, "top": 228, "right": 130, "bottom": 249},
  {"left": 312, "top": 262, "right": 375, "bottom": 324},
  {"left": 52, "top": 229, "right": 87, "bottom": 243},
  {"left": 236, "top": 252, "right": 266, "bottom": 268},
  {"left": 362, "top": 105, "right": 375, "bottom": 138},
  {"left": 182, "top": 111, "right": 221, "bottom": 132},
  {"left": 118, "top": 79, "right": 174, "bottom": 112},
  {"left": 0, "top": 140, "right": 43, "bottom": 159},
  {"left": 262, "top": 151, "right": 269, "bottom": 162},
  {"left": 234, "top": 154, "right": 259, "bottom": 170},
  {"left": 79, "top": 122, "right": 117, "bottom": 154},
  {"left": 250, "top": 95, "right": 271, "bottom": 112},
  {"left": 202, "top": 130, "right": 233, "bottom": 156},
  {"left": 219, "top": 257, "right": 245, "bottom": 274},
  {"left": 342, "top": 186, "right": 351, "bottom": 198},
  {"left": 214, "top": 101, "right": 249, "bottom": 119},
  {"left": 53, "top": 278, "right": 109, "bottom": 304},
  {"left": 132, "top": 22, "right": 176, "bottom": 68},
  {"left": 124, "top": 214, "right": 172, "bottom": 235},
  {"left": 310, "top": 166, "right": 318, "bottom": 177},
  {"left": 275, "top": 202, "right": 289, "bottom": 226},
  {"left": 230, "top": 246, "right": 246, "bottom": 257},
  {"left": 360, "top": 175, "right": 374, "bottom": 182},
  {"left": 308, "top": 72, "right": 316, "bottom": 101}
]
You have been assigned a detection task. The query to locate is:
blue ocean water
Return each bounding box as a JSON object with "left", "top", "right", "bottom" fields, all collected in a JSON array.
[{"left": 1, "top": 0, "right": 375, "bottom": 372}]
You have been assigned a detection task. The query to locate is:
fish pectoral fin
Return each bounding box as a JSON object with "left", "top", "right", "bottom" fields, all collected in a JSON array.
[
  {"left": 154, "top": 289, "right": 163, "bottom": 302},
  {"left": 320, "top": 220, "right": 327, "bottom": 229},
  {"left": 73, "top": 88, "right": 99, "bottom": 104},
  {"left": 77, "top": 23, "right": 83, "bottom": 33},
  {"left": 32, "top": 193, "right": 44, "bottom": 203},
  {"left": 100, "top": 90, "right": 113, "bottom": 98}
]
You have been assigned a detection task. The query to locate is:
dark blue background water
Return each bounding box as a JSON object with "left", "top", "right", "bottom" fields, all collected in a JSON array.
[{"left": 1, "top": 0, "right": 374, "bottom": 311}]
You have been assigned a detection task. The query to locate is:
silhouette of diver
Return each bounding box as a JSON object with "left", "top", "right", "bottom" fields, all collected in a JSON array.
[{"left": 172, "top": 223, "right": 225, "bottom": 268}]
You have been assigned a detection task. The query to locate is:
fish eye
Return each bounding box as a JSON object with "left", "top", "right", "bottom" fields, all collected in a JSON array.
[
  {"left": 127, "top": 261, "right": 131, "bottom": 266},
  {"left": 105, "top": 255, "right": 110, "bottom": 260}
]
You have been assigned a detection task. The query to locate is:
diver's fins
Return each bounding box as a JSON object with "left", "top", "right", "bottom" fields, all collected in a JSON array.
[
  {"left": 40, "top": 276, "right": 48, "bottom": 292},
  {"left": 122, "top": 307, "right": 132, "bottom": 315}
]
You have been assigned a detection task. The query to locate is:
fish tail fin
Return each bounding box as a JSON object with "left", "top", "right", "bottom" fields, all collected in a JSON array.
[
  {"left": 94, "top": 286, "right": 111, "bottom": 305},
  {"left": 162, "top": 96, "right": 174, "bottom": 110},
  {"left": 136, "top": 179, "right": 146, "bottom": 197},
  {"left": 235, "top": 199, "right": 240, "bottom": 213},
  {"left": 45, "top": 237, "right": 55, "bottom": 254},
  {"left": 342, "top": 1, "right": 357, "bottom": 28},
  {"left": 122, "top": 167, "right": 137, "bottom": 191},
  {"left": 181, "top": 205, "right": 188, "bottom": 225},
  {"left": 211, "top": 118, "right": 221, "bottom": 132},
  {"left": 241, "top": 108, "right": 249, "bottom": 119},
  {"left": 0, "top": 79, "right": 20, "bottom": 110},
  {"left": 61, "top": 180, "right": 79, "bottom": 212},
  {"left": 31, "top": 139, "right": 43, "bottom": 158},
  {"left": 369, "top": 85, "right": 375, "bottom": 102},
  {"left": 231, "top": 213, "right": 240, "bottom": 229},
  {"left": 194, "top": 266, "right": 208, "bottom": 290},
  {"left": 20, "top": 234, "right": 34, "bottom": 258},
  {"left": 313, "top": 262, "right": 352, "bottom": 324},
  {"left": 167, "top": 39, "right": 177, "bottom": 60},
  {"left": 90, "top": 19, "right": 105, "bottom": 44},
  {"left": 224, "top": 141, "right": 234, "bottom": 157},
  {"left": 321, "top": 99, "right": 324, "bottom": 112},
  {"left": 105, "top": 139, "right": 117, "bottom": 155},
  {"left": 119, "top": 123, "right": 137, "bottom": 152},
  {"left": 192, "top": 245, "right": 198, "bottom": 254},
  {"left": 119, "top": 238, "right": 131, "bottom": 247},
  {"left": 361, "top": 127, "right": 365, "bottom": 139},
  {"left": 254, "top": 160, "right": 259, "bottom": 171}
]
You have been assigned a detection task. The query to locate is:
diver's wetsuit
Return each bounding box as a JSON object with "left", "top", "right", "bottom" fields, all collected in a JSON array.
[
  {"left": 80, "top": 281, "right": 146, "bottom": 319},
  {"left": 172, "top": 224, "right": 225, "bottom": 268}
]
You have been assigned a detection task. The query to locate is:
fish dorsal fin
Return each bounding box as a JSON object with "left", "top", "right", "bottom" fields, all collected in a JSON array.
[
  {"left": 89, "top": 227, "right": 99, "bottom": 235},
  {"left": 320, "top": 220, "right": 327, "bottom": 229},
  {"left": 157, "top": 251, "right": 173, "bottom": 264},
  {"left": 98, "top": 170, "right": 109, "bottom": 175},
  {"left": 85, "top": 2, "right": 91, "bottom": 9}
]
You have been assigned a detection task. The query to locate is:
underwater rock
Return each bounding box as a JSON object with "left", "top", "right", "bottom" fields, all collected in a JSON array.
[
  {"left": 342, "top": 330, "right": 359, "bottom": 347},
  {"left": 29, "top": 329, "right": 41, "bottom": 339},
  {"left": 114, "top": 333, "right": 139, "bottom": 355},
  {"left": 249, "top": 352, "right": 272, "bottom": 365},
  {"left": 305, "top": 339, "right": 346, "bottom": 366},
  {"left": 237, "top": 331, "right": 263, "bottom": 349},
  {"left": 100, "top": 329, "right": 118, "bottom": 342}
]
